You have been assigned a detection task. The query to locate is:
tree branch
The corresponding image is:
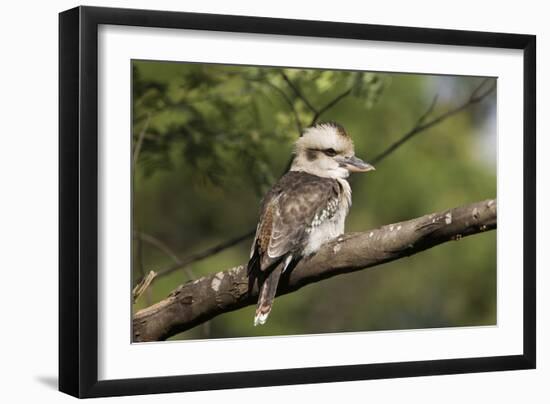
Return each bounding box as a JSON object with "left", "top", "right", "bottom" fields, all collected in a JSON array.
[
  {"left": 132, "top": 113, "right": 151, "bottom": 167},
  {"left": 135, "top": 232, "right": 196, "bottom": 282},
  {"left": 279, "top": 71, "right": 354, "bottom": 129},
  {"left": 280, "top": 71, "right": 318, "bottom": 115},
  {"left": 133, "top": 113, "right": 152, "bottom": 303},
  {"left": 133, "top": 199, "right": 496, "bottom": 342},
  {"left": 370, "top": 79, "right": 495, "bottom": 165},
  {"left": 310, "top": 87, "right": 353, "bottom": 126},
  {"left": 258, "top": 79, "right": 303, "bottom": 135},
  {"left": 132, "top": 270, "right": 157, "bottom": 303},
  {"left": 153, "top": 230, "right": 255, "bottom": 281}
]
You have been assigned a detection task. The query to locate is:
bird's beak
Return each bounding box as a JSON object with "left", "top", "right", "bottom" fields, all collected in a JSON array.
[{"left": 340, "top": 156, "right": 375, "bottom": 172}]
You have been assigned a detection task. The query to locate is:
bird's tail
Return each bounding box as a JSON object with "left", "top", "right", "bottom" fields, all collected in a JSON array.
[{"left": 254, "top": 265, "right": 283, "bottom": 326}]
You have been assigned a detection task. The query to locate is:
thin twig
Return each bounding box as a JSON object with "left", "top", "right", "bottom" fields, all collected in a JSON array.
[
  {"left": 138, "top": 232, "right": 181, "bottom": 263},
  {"left": 136, "top": 232, "right": 197, "bottom": 281},
  {"left": 132, "top": 270, "right": 157, "bottom": 303},
  {"left": 469, "top": 78, "right": 493, "bottom": 101},
  {"left": 132, "top": 113, "right": 152, "bottom": 303},
  {"left": 260, "top": 79, "right": 303, "bottom": 135},
  {"left": 280, "top": 71, "right": 318, "bottom": 115},
  {"left": 154, "top": 229, "right": 256, "bottom": 281},
  {"left": 310, "top": 87, "right": 353, "bottom": 126},
  {"left": 282, "top": 70, "right": 359, "bottom": 127},
  {"left": 370, "top": 79, "right": 496, "bottom": 165},
  {"left": 133, "top": 113, "right": 151, "bottom": 167},
  {"left": 136, "top": 229, "right": 146, "bottom": 280},
  {"left": 415, "top": 94, "right": 439, "bottom": 126}
]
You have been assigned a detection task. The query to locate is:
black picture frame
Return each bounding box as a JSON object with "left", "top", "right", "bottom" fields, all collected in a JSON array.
[{"left": 59, "top": 5, "right": 536, "bottom": 398}]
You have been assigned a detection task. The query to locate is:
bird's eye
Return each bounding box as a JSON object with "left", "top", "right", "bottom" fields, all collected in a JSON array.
[{"left": 324, "top": 148, "right": 337, "bottom": 157}]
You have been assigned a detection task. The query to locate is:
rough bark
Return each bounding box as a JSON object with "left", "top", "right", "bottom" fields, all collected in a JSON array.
[{"left": 133, "top": 199, "right": 496, "bottom": 342}]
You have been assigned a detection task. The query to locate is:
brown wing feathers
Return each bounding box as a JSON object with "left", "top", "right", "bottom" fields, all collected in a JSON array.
[{"left": 248, "top": 171, "right": 341, "bottom": 325}]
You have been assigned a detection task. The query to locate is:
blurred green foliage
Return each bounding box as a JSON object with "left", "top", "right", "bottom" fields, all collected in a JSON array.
[{"left": 132, "top": 60, "right": 496, "bottom": 340}]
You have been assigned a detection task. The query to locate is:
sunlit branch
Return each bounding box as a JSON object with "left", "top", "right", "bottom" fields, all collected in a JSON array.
[
  {"left": 132, "top": 270, "right": 157, "bottom": 303},
  {"left": 133, "top": 199, "right": 497, "bottom": 342}
]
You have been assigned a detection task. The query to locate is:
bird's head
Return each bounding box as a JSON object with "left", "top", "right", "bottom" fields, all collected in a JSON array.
[{"left": 291, "top": 122, "right": 375, "bottom": 179}]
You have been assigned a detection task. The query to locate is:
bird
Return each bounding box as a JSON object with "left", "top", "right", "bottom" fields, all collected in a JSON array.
[{"left": 247, "top": 121, "right": 375, "bottom": 326}]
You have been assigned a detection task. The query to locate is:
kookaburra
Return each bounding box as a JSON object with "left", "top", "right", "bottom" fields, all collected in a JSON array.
[{"left": 248, "top": 122, "right": 375, "bottom": 326}]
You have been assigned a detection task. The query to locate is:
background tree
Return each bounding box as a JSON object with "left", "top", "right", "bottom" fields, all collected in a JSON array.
[{"left": 132, "top": 60, "right": 496, "bottom": 341}]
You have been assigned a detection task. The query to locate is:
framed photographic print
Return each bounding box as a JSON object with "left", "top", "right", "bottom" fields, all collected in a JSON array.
[{"left": 59, "top": 6, "right": 536, "bottom": 398}]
